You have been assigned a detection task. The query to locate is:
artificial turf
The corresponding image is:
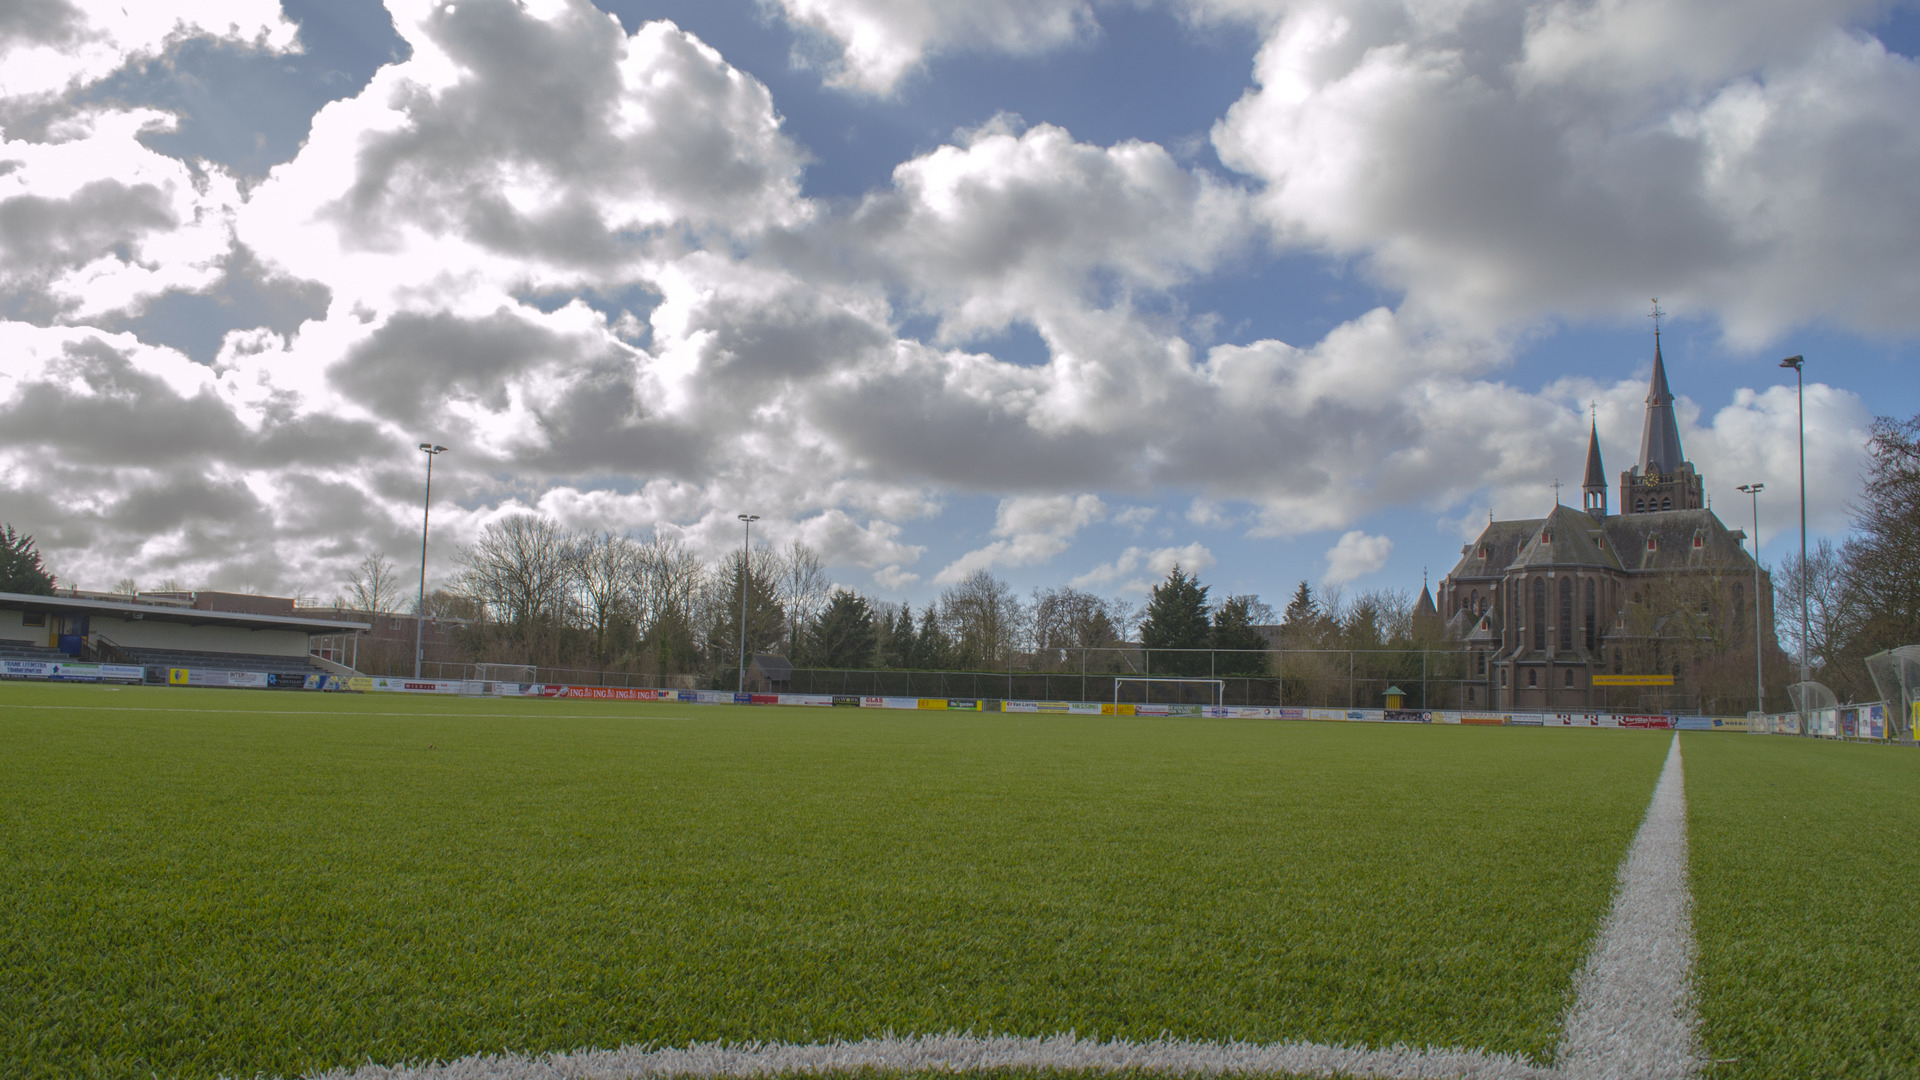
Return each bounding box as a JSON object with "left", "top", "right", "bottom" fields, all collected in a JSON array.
[
  {"left": 1683, "top": 733, "right": 1920, "bottom": 1080},
  {"left": 0, "top": 683, "right": 1672, "bottom": 1079}
]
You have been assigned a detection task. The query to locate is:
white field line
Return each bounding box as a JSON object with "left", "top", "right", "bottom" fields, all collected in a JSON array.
[
  {"left": 1553, "top": 733, "right": 1700, "bottom": 1080},
  {"left": 283, "top": 736, "right": 1699, "bottom": 1080}
]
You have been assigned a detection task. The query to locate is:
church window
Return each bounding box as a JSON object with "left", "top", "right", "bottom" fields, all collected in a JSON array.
[
  {"left": 1470, "top": 589, "right": 1479, "bottom": 614},
  {"left": 1662, "top": 497, "right": 1672, "bottom": 510},
  {"left": 1478, "top": 545, "right": 1489, "bottom": 560},
  {"left": 1613, "top": 649, "right": 1623, "bottom": 674},
  {"left": 1558, "top": 577, "right": 1573, "bottom": 651},
  {"left": 1646, "top": 536, "right": 1658, "bottom": 551},
  {"left": 1467, "top": 686, "right": 1477, "bottom": 703},
  {"left": 1693, "top": 534, "right": 1704, "bottom": 549},
  {"left": 1501, "top": 668, "right": 1509, "bottom": 688},
  {"left": 1531, "top": 578, "right": 1547, "bottom": 651},
  {"left": 1476, "top": 650, "right": 1487, "bottom": 676},
  {"left": 1635, "top": 499, "right": 1645, "bottom": 511},
  {"left": 1565, "top": 669, "right": 1576, "bottom": 688},
  {"left": 1542, "top": 529, "right": 1552, "bottom": 544},
  {"left": 1584, "top": 579, "right": 1596, "bottom": 650},
  {"left": 1527, "top": 669, "right": 1537, "bottom": 688}
]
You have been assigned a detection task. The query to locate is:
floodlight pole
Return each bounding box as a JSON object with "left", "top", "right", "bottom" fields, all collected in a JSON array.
[
  {"left": 1738, "top": 483, "right": 1766, "bottom": 716},
  {"left": 414, "top": 443, "right": 448, "bottom": 679},
  {"left": 736, "top": 513, "right": 758, "bottom": 693},
  {"left": 1780, "top": 355, "right": 1808, "bottom": 734}
]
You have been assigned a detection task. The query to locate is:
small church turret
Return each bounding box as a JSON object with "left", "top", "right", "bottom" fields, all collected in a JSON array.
[
  {"left": 1582, "top": 409, "right": 1608, "bottom": 516},
  {"left": 1619, "top": 301, "right": 1705, "bottom": 514}
]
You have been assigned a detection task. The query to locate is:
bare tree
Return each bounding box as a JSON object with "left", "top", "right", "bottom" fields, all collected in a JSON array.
[
  {"left": 456, "top": 515, "right": 574, "bottom": 629},
  {"left": 571, "top": 531, "right": 642, "bottom": 661},
  {"left": 775, "top": 540, "right": 832, "bottom": 653},
  {"left": 939, "top": 569, "right": 1027, "bottom": 670},
  {"left": 346, "top": 553, "right": 402, "bottom": 614},
  {"left": 1776, "top": 539, "right": 1849, "bottom": 676},
  {"left": 1030, "top": 586, "right": 1123, "bottom": 669}
]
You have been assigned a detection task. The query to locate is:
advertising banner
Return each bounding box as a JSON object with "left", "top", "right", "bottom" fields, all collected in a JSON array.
[
  {"left": 1508, "top": 713, "right": 1546, "bottom": 726},
  {"left": 299, "top": 674, "right": 345, "bottom": 691},
  {"left": 1461, "top": 714, "right": 1508, "bottom": 725},
  {"left": 1134, "top": 703, "right": 1202, "bottom": 717},
  {"left": 2, "top": 659, "right": 55, "bottom": 679},
  {"left": 917, "top": 698, "right": 947, "bottom": 710},
  {"left": 1865, "top": 705, "right": 1886, "bottom": 739},
  {"left": 1068, "top": 702, "right": 1104, "bottom": 715},
  {"left": 1710, "top": 716, "right": 1747, "bottom": 731},
  {"left": 1035, "top": 701, "right": 1071, "bottom": 714},
  {"left": 1002, "top": 700, "right": 1039, "bottom": 713},
  {"left": 878, "top": 696, "right": 920, "bottom": 710},
  {"left": 1346, "top": 710, "right": 1381, "bottom": 722},
  {"left": 775, "top": 694, "right": 835, "bottom": 707},
  {"left": 677, "top": 690, "right": 700, "bottom": 703},
  {"left": 1383, "top": 710, "right": 1432, "bottom": 723},
  {"left": 1675, "top": 716, "right": 1715, "bottom": 731},
  {"left": 1100, "top": 703, "right": 1136, "bottom": 716},
  {"left": 1617, "top": 715, "right": 1671, "bottom": 729},
  {"left": 832, "top": 695, "right": 861, "bottom": 708},
  {"left": 1431, "top": 711, "right": 1461, "bottom": 724},
  {"left": 558, "top": 686, "right": 664, "bottom": 702},
  {"left": 1307, "top": 708, "right": 1347, "bottom": 721},
  {"left": 1593, "top": 674, "right": 1676, "bottom": 686},
  {"left": 46, "top": 662, "right": 103, "bottom": 682},
  {"left": 945, "top": 699, "right": 981, "bottom": 711},
  {"left": 347, "top": 677, "right": 373, "bottom": 693},
  {"left": 4, "top": 660, "right": 137, "bottom": 682}
]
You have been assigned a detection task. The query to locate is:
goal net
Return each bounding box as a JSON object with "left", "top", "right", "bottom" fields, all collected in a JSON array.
[{"left": 1113, "top": 676, "right": 1225, "bottom": 707}]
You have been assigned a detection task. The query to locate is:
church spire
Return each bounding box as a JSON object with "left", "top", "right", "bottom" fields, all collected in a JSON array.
[
  {"left": 1582, "top": 405, "right": 1608, "bottom": 516},
  {"left": 1637, "top": 300, "right": 1684, "bottom": 474}
]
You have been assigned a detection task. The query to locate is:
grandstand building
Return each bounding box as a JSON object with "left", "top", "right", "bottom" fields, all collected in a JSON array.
[
  {"left": 0, "top": 590, "right": 369, "bottom": 685},
  {"left": 1437, "top": 328, "right": 1774, "bottom": 711}
]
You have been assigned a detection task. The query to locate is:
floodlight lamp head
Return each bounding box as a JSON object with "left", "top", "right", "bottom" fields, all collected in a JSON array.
[
  {"left": 1738, "top": 483, "right": 1764, "bottom": 494},
  {"left": 1779, "top": 355, "right": 1804, "bottom": 370},
  {"left": 738, "top": 513, "right": 759, "bottom": 522},
  {"left": 419, "top": 443, "right": 447, "bottom": 454}
]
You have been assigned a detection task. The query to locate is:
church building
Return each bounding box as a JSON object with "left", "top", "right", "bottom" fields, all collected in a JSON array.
[{"left": 1436, "top": 328, "right": 1773, "bottom": 712}]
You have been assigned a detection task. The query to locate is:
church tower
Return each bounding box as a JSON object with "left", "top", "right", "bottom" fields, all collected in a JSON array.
[
  {"left": 1618, "top": 304, "right": 1705, "bottom": 514},
  {"left": 1582, "top": 413, "right": 1608, "bottom": 516}
]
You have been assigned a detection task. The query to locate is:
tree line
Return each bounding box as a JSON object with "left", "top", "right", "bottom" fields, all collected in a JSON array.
[{"left": 330, "top": 512, "right": 1452, "bottom": 685}]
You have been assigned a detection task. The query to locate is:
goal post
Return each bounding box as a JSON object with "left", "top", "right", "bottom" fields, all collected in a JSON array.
[{"left": 1113, "top": 676, "right": 1226, "bottom": 707}]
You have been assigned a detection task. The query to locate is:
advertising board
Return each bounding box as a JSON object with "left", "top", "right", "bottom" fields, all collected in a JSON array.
[
  {"left": 1461, "top": 714, "right": 1508, "bottom": 725},
  {"left": 1383, "top": 710, "right": 1432, "bottom": 723},
  {"left": 1100, "top": 703, "right": 1136, "bottom": 716},
  {"left": 172, "top": 668, "right": 271, "bottom": 688},
  {"left": 1307, "top": 708, "right": 1347, "bottom": 721},
  {"left": 1002, "top": 700, "right": 1039, "bottom": 713},
  {"left": 1616, "top": 715, "right": 1672, "bottom": 729}
]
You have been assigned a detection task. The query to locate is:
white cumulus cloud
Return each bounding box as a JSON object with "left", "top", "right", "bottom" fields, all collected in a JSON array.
[{"left": 1323, "top": 529, "right": 1392, "bottom": 584}]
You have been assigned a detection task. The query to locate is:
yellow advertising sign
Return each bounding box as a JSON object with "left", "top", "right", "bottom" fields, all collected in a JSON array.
[
  {"left": 1099, "top": 703, "right": 1136, "bottom": 716},
  {"left": 167, "top": 668, "right": 189, "bottom": 685},
  {"left": 346, "top": 677, "right": 373, "bottom": 693},
  {"left": 917, "top": 698, "right": 947, "bottom": 710},
  {"left": 1592, "top": 674, "right": 1676, "bottom": 687}
]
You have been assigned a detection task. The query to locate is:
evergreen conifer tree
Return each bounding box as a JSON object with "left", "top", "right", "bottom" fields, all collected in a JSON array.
[
  {"left": 1139, "top": 564, "right": 1211, "bottom": 676},
  {"left": 1211, "top": 595, "right": 1271, "bottom": 676},
  {"left": 911, "top": 605, "right": 952, "bottom": 669},
  {"left": 0, "top": 525, "right": 56, "bottom": 595},
  {"left": 810, "top": 590, "right": 878, "bottom": 669}
]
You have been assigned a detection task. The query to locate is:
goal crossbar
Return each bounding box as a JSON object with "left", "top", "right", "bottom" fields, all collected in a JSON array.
[{"left": 1113, "top": 676, "right": 1225, "bottom": 707}]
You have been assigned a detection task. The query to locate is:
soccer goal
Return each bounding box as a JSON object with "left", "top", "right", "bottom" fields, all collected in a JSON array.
[{"left": 1114, "top": 676, "right": 1225, "bottom": 707}]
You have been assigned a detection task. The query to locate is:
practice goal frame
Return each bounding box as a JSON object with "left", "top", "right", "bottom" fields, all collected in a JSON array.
[{"left": 1113, "top": 676, "right": 1226, "bottom": 707}]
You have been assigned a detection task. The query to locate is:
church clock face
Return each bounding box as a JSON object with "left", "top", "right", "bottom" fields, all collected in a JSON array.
[{"left": 1642, "top": 469, "right": 1663, "bottom": 486}]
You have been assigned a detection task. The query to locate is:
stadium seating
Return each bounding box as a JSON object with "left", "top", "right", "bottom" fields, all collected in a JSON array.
[
  {"left": 115, "top": 647, "right": 327, "bottom": 678},
  {"left": 0, "top": 641, "right": 70, "bottom": 663}
]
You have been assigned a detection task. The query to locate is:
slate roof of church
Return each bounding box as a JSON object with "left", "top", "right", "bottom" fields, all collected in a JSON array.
[
  {"left": 1447, "top": 506, "right": 1756, "bottom": 579},
  {"left": 1637, "top": 335, "right": 1686, "bottom": 474},
  {"left": 1583, "top": 421, "right": 1607, "bottom": 488}
]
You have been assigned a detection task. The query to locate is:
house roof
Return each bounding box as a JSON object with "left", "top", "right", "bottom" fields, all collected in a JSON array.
[{"left": 751, "top": 653, "right": 793, "bottom": 678}]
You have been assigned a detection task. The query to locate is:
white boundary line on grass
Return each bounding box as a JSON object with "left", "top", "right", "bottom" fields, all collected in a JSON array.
[{"left": 295, "top": 736, "right": 1700, "bottom": 1080}]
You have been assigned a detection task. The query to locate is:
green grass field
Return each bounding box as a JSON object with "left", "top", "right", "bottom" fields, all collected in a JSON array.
[
  {"left": 0, "top": 682, "right": 1837, "bottom": 1080},
  {"left": 1685, "top": 734, "right": 1920, "bottom": 1080}
]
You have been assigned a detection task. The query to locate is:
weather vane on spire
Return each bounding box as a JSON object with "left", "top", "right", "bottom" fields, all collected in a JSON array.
[
  {"left": 1650, "top": 298, "right": 1664, "bottom": 339},
  {"left": 1553, "top": 479, "right": 1563, "bottom": 504}
]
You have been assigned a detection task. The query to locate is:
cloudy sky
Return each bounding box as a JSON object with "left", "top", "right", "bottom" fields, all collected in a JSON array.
[{"left": 3, "top": 0, "right": 1916, "bottom": 609}]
